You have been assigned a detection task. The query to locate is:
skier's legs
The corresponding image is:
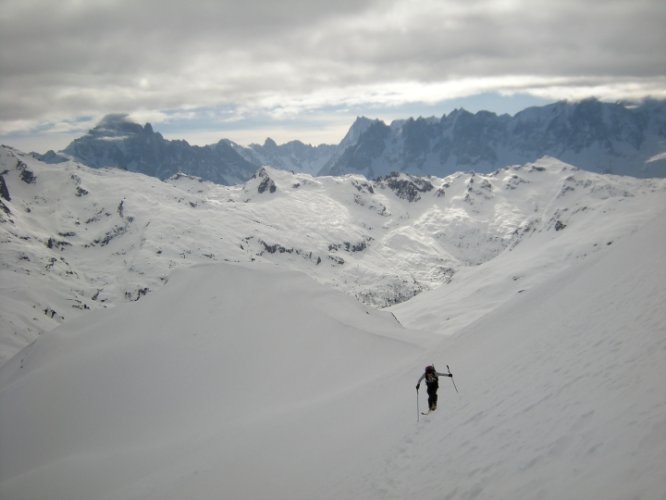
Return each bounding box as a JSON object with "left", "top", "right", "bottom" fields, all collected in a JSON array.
[{"left": 427, "top": 385, "right": 438, "bottom": 410}]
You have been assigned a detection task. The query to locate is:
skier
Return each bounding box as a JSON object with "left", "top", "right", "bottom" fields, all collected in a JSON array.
[{"left": 416, "top": 365, "right": 452, "bottom": 412}]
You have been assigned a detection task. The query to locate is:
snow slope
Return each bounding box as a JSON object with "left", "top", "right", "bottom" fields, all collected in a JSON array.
[
  {"left": 0, "top": 263, "right": 432, "bottom": 500},
  {"left": 1, "top": 210, "right": 665, "bottom": 499},
  {"left": 378, "top": 209, "right": 666, "bottom": 500},
  {"left": 389, "top": 169, "right": 666, "bottom": 336},
  {"left": 2, "top": 145, "right": 665, "bottom": 367}
]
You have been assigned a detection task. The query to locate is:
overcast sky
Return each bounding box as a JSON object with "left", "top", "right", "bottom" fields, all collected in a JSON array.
[{"left": 1, "top": 0, "right": 665, "bottom": 152}]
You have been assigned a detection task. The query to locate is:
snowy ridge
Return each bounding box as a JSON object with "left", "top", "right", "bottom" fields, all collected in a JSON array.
[{"left": 1, "top": 145, "right": 665, "bottom": 364}]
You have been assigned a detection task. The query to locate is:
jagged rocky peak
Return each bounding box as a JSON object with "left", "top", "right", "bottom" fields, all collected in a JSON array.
[
  {"left": 25, "top": 98, "right": 666, "bottom": 188},
  {"left": 16, "top": 159, "right": 37, "bottom": 184},
  {"left": 339, "top": 116, "right": 382, "bottom": 147},
  {"left": 254, "top": 167, "right": 277, "bottom": 194},
  {"left": 89, "top": 114, "right": 151, "bottom": 139},
  {"left": 30, "top": 150, "right": 69, "bottom": 164},
  {"left": 322, "top": 98, "right": 666, "bottom": 179},
  {"left": 59, "top": 115, "right": 259, "bottom": 185},
  {"left": 376, "top": 172, "right": 434, "bottom": 202},
  {"left": 351, "top": 179, "right": 375, "bottom": 194},
  {"left": 262, "top": 137, "right": 278, "bottom": 149},
  {"left": 62, "top": 114, "right": 162, "bottom": 162}
]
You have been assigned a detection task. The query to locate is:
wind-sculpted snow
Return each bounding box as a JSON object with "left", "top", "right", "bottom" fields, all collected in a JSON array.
[{"left": 1, "top": 145, "right": 665, "bottom": 364}]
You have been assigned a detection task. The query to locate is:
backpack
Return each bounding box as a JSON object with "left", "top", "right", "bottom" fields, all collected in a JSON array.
[{"left": 425, "top": 365, "right": 438, "bottom": 386}]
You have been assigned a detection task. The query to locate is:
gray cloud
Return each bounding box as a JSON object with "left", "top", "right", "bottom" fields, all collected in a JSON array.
[
  {"left": 1, "top": 0, "right": 664, "bottom": 144},
  {"left": 310, "top": 0, "right": 666, "bottom": 80}
]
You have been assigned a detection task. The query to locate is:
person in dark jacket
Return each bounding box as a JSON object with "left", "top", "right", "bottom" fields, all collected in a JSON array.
[{"left": 416, "top": 365, "right": 452, "bottom": 411}]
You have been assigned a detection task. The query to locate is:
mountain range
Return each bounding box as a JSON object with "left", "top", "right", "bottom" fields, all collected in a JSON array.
[
  {"left": 1, "top": 143, "right": 665, "bottom": 499},
  {"left": 35, "top": 98, "right": 666, "bottom": 182},
  {"left": 2, "top": 144, "right": 665, "bottom": 366}
]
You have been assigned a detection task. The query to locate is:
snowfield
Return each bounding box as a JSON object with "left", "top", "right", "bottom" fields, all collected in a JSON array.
[
  {"left": 0, "top": 263, "right": 431, "bottom": 499},
  {"left": 0, "top": 146, "right": 665, "bottom": 499},
  {"left": 2, "top": 146, "right": 665, "bottom": 364}
]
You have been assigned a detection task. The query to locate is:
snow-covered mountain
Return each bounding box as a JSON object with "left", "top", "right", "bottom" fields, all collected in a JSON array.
[
  {"left": 2, "top": 144, "right": 665, "bottom": 368},
  {"left": 47, "top": 114, "right": 261, "bottom": 185},
  {"left": 241, "top": 137, "right": 338, "bottom": 176},
  {"left": 36, "top": 114, "right": 337, "bottom": 183},
  {"left": 1, "top": 202, "right": 665, "bottom": 499},
  {"left": 321, "top": 98, "right": 666, "bottom": 178},
  {"left": 34, "top": 99, "right": 666, "bottom": 185}
]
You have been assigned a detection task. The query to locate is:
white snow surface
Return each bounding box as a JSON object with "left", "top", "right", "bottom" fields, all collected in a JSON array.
[
  {"left": 2, "top": 146, "right": 665, "bottom": 364},
  {"left": 1, "top": 146, "right": 666, "bottom": 499}
]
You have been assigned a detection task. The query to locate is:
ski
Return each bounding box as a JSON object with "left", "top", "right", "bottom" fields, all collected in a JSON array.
[{"left": 447, "top": 364, "right": 459, "bottom": 393}]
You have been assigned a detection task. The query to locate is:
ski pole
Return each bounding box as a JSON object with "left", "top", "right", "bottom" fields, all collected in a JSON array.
[
  {"left": 416, "top": 387, "right": 420, "bottom": 422},
  {"left": 447, "top": 364, "right": 459, "bottom": 393}
]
